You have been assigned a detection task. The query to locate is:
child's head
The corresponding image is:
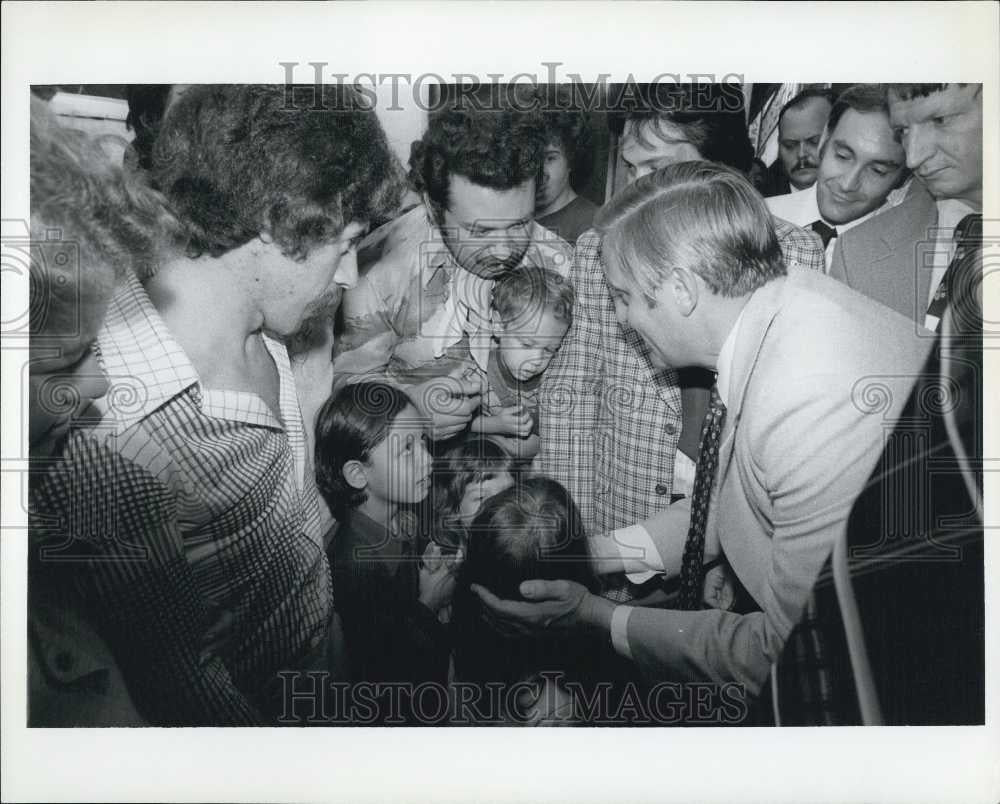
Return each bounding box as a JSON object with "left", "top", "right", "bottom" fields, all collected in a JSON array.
[
  {"left": 315, "top": 382, "right": 432, "bottom": 516},
  {"left": 491, "top": 265, "right": 574, "bottom": 382},
  {"left": 461, "top": 476, "right": 596, "bottom": 599},
  {"left": 430, "top": 435, "right": 516, "bottom": 547},
  {"left": 453, "top": 476, "right": 597, "bottom": 686}
]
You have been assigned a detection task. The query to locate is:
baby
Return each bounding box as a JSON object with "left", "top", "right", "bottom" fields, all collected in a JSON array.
[{"left": 470, "top": 264, "right": 574, "bottom": 460}]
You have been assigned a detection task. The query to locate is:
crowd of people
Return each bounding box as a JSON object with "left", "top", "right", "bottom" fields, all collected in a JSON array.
[{"left": 26, "top": 81, "right": 983, "bottom": 727}]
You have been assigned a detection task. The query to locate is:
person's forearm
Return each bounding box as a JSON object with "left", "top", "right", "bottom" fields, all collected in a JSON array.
[
  {"left": 634, "top": 500, "right": 695, "bottom": 579},
  {"left": 578, "top": 592, "right": 615, "bottom": 635},
  {"left": 469, "top": 415, "right": 493, "bottom": 434},
  {"left": 587, "top": 532, "right": 626, "bottom": 574},
  {"left": 331, "top": 330, "right": 399, "bottom": 390},
  {"left": 519, "top": 433, "right": 540, "bottom": 459},
  {"left": 588, "top": 519, "right": 682, "bottom": 577}
]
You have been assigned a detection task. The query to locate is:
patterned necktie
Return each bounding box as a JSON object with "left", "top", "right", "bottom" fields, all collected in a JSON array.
[
  {"left": 926, "top": 213, "right": 982, "bottom": 330},
  {"left": 809, "top": 219, "right": 838, "bottom": 250},
  {"left": 677, "top": 385, "right": 727, "bottom": 611}
]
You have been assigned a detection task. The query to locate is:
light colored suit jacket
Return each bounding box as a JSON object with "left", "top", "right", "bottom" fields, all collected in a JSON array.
[
  {"left": 828, "top": 181, "right": 938, "bottom": 323},
  {"left": 627, "top": 268, "right": 932, "bottom": 693}
]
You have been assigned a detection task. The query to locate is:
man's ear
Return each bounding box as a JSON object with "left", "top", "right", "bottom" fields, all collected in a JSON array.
[
  {"left": 671, "top": 267, "right": 699, "bottom": 317},
  {"left": 257, "top": 230, "right": 274, "bottom": 246},
  {"left": 342, "top": 459, "right": 368, "bottom": 492},
  {"left": 818, "top": 124, "right": 831, "bottom": 156}
]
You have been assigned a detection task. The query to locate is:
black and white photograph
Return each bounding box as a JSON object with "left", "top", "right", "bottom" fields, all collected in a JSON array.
[{"left": 2, "top": 2, "right": 997, "bottom": 802}]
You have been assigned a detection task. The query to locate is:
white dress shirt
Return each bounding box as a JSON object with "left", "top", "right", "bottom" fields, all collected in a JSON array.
[{"left": 765, "top": 182, "right": 911, "bottom": 273}]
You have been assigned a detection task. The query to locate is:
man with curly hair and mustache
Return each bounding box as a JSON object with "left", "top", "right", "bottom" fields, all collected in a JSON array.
[{"left": 333, "top": 86, "right": 573, "bottom": 444}]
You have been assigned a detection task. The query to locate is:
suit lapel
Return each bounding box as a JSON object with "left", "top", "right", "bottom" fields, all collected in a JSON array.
[
  {"left": 840, "top": 182, "right": 938, "bottom": 321},
  {"left": 878, "top": 184, "right": 938, "bottom": 318},
  {"left": 716, "top": 278, "right": 786, "bottom": 489}
]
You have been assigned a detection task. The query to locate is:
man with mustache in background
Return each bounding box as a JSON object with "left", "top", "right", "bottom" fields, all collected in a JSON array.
[
  {"left": 770, "top": 88, "right": 836, "bottom": 195},
  {"left": 333, "top": 86, "right": 573, "bottom": 442}
]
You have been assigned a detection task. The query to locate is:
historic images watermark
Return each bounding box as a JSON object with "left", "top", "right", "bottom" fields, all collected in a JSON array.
[
  {"left": 277, "top": 671, "right": 751, "bottom": 726},
  {"left": 278, "top": 62, "right": 746, "bottom": 114}
]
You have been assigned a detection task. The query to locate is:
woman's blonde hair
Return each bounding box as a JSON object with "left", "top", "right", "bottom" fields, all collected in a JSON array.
[{"left": 29, "top": 96, "right": 178, "bottom": 335}]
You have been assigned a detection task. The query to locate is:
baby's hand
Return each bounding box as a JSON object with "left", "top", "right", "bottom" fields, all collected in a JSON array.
[
  {"left": 488, "top": 405, "right": 534, "bottom": 438},
  {"left": 418, "top": 543, "right": 458, "bottom": 613},
  {"left": 422, "top": 543, "right": 463, "bottom": 575}
]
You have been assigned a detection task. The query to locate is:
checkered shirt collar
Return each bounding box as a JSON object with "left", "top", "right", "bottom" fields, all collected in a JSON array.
[
  {"left": 95, "top": 270, "right": 287, "bottom": 432},
  {"left": 95, "top": 270, "right": 200, "bottom": 426}
]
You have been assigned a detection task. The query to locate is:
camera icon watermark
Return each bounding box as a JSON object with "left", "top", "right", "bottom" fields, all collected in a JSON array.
[{"left": 1, "top": 218, "right": 82, "bottom": 341}]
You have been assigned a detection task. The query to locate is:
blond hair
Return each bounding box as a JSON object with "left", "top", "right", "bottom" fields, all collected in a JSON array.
[{"left": 29, "top": 97, "right": 178, "bottom": 335}]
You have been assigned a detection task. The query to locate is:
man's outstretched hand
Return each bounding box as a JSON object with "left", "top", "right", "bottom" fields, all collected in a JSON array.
[{"left": 470, "top": 579, "right": 596, "bottom": 636}]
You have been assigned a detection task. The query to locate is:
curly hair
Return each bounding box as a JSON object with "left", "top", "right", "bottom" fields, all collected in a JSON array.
[
  {"left": 125, "top": 84, "right": 173, "bottom": 171},
  {"left": 538, "top": 86, "right": 595, "bottom": 192},
  {"left": 314, "top": 382, "right": 415, "bottom": 516},
  {"left": 491, "top": 263, "right": 575, "bottom": 328},
  {"left": 408, "top": 85, "right": 548, "bottom": 221},
  {"left": 29, "top": 97, "right": 178, "bottom": 335},
  {"left": 151, "top": 84, "right": 403, "bottom": 261}
]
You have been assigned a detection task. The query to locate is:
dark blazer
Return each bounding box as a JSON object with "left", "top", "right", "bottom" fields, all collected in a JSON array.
[
  {"left": 828, "top": 181, "right": 938, "bottom": 323},
  {"left": 630, "top": 268, "right": 931, "bottom": 693},
  {"left": 787, "top": 231, "right": 984, "bottom": 726}
]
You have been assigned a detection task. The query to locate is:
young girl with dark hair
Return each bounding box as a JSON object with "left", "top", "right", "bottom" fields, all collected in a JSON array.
[{"left": 314, "top": 382, "right": 454, "bottom": 722}]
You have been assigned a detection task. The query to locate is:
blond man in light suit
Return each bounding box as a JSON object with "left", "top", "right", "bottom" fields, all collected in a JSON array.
[{"left": 474, "top": 162, "right": 930, "bottom": 697}]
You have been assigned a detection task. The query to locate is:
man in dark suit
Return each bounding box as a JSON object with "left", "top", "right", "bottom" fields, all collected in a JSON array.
[
  {"left": 780, "top": 221, "right": 983, "bottom": 726},
  {"left": 829, "top": 84, "right": 982, "bottom": 329}
]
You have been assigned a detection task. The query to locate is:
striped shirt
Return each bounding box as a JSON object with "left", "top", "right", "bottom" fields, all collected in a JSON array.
[
  {"left": 30, "top": 271, "right": 331, "bottom": 725},
  {"left": 537, "top": 218, "right": 825, "bottom": 536}
]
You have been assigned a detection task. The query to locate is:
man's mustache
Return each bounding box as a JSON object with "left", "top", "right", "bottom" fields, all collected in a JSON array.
[
  {"left": 452, "top": 246, "right": 525, "bottom": 271},
  {"left": 792, "top": 158, "right": 818, "bottom": 173}
]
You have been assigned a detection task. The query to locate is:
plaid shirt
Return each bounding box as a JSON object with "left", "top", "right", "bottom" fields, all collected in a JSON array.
[
  {"left": 30, "top": 271, "right": 331, "bottom": 725},
  {"left": 537, "top": 218, "right": 824, "bottom": 535}
]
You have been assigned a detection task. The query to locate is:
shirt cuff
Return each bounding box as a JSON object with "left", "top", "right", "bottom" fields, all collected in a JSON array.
[
  {"left": 611, "top": 523, "right": 665, "bottom": 582},
  {"left": 610, "top": 605, "right": 634, "bottom": 661},
  {"left": 625, "top": 568, "right": 657, "bottom": 584}
]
